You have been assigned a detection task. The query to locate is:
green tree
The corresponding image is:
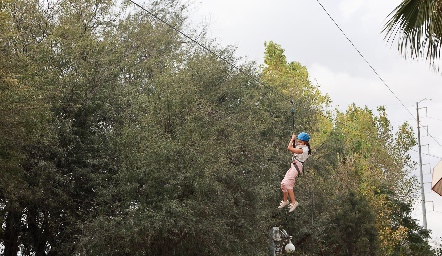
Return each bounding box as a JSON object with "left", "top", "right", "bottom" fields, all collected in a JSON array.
[
  {"left": 1, "top": 0, "right": 436, "bottom": 254},
  {"left": 303, "top": 104, "right": 433, "bottom": 256},
  {"left": 261, "top": 41, "right": 329, "bottom": 131},
  {"left": 75, "top": 41, "right": 283, "bottom": 256},
  {"left": 388, "top": 197, "right": 434, "bottom": 255},
  {"left": 0, "top": 0, "right": 128, "bottom": 254},
  {"left": 74, "top": 32, "right": 327, "bottom": 256},
  {"left": 324, "top": 191, "right": 379, "bottom": 255},
  {"left": 0, "top": 0, "right": 57, "bottom": 254}
]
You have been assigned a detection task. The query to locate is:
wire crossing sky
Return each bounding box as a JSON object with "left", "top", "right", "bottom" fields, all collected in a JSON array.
[
  {"left": 149, "top": 0, "right": 442, "bottom": 242},
  {"left": 315, "top": 0, "right": 442, "bottom": 148},
  {"left": 129, "top": 0, "right": 442, "bottom": 149}
]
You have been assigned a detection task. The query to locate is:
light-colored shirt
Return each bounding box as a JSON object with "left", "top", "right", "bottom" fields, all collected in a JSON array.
[{"left": 292, "top": 145, "right": 309, "bottom": 163}]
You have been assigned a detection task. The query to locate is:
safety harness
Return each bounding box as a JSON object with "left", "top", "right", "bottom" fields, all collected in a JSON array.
[
  {"left": 292, "top": 157, "right": 304, "bottom": 177},
  {"left": 291, "top": 143, "right": 309, "bottom": 177}
]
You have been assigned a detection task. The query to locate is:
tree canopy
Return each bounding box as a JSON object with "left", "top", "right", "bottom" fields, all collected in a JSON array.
[{"left": 0, "top": 0, "right": 439, "bottom": 255}]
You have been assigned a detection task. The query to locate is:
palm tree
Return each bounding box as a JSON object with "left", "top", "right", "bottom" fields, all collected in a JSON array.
[{"left": 383, "top": 0, "right": 442, "bottom": 69}]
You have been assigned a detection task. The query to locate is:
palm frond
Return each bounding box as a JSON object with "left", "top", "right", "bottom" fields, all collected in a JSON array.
[{"left": 383, "top": 0, "right": 442, "bottom": 69}]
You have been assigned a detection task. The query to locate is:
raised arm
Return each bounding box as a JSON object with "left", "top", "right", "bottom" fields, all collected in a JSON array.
[{"left": 287, "top": 134, "right": 303, "bottom": 154}]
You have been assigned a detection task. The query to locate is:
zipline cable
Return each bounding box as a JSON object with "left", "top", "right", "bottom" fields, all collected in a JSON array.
[
  {"left": 315, "top": 0, "right": 442, "bottom": 147},
  {"left": 129, "top": 0, "right": 441, "bottom": 148},
  {"left": 128, "top": 0, "right": 241, "bottom": 72}
]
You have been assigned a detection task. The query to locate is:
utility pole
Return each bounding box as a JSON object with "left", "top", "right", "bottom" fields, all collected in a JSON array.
[{"left": 416, "top": 100, "right": 427, "bottom": 230}]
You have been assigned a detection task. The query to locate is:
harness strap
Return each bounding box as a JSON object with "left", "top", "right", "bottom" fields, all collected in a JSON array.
[
  {"left": 292, "top": 160, "right": 303, "bottom": 176},
  {"left": 292, "top": 155, "right": 304, "bottom": 164}
]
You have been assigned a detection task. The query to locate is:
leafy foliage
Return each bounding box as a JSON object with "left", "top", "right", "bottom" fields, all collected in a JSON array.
[
  {"left": 383, "top": 0, "right": 442, "bottom": 70},
  {"left": 0, "top": 0, "right": 439, "bottom": 255}
]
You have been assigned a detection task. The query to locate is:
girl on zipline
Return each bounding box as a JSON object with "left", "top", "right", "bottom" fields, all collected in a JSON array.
[{"left": 278, "top": 132, "right": 311, "bottom": 212}]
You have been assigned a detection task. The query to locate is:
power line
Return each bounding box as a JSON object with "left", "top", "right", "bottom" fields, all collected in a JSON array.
[
  {"left": 130, "top": 0, "right": 442, "bottom": 147},
  {"left": 421, "top": 125, "right": 442, "bottom": 147},
  {"left": 425, "top": 116, "right": 442, "bottom": 122},
  {"left": 423, "top": 152, "right": 442, "bottom": 160},
  {"left": 314, "top": 0, "right": 412, "bottom": 117},
  {"left": 411, "top": 149, "right": 442, "bottom": 160},
  {"left": 314, "top": 0, "right": 442, "bottom": 147}
]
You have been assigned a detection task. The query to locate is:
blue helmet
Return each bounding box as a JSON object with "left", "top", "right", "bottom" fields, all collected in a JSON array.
[{"left": 297, "top": 132, "right": 310, "bottom": 142}]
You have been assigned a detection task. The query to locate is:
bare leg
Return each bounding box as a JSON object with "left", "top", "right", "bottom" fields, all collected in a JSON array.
[
  {"left": 288, "top": 189, "right": 295, "bottom": 204},
  {"left": 278, "top": 191, "right": 291, "bottom": 209},
  {"left": 283, "top": 191, "right": 288, "bottom": 202}
]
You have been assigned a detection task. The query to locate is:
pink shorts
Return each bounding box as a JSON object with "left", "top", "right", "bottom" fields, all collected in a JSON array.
[{"left": 280, "top": 161, "right": 303, "bottom": 192}]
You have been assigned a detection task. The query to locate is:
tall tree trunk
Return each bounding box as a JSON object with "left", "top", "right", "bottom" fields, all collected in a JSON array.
[
  {"left": 3, "top": 209, "right": 21, "bottom": 256},
  {"left": 28, "top": 207, "right": 49, "bottom": 256}
]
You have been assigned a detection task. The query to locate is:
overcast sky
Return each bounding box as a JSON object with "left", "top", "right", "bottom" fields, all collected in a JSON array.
[
  {"left": 128, "top": 0, "right": 441, "bottom": 244},
  {"left": 182, "top": 0, "right": 442, "bottom": 242}
]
